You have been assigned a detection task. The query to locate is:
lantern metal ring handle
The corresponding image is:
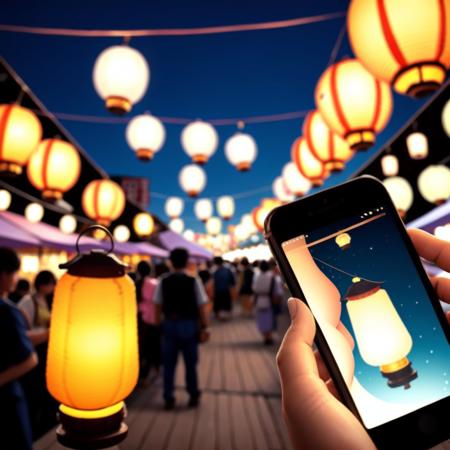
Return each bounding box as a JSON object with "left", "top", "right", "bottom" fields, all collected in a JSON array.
[{"left": 76, "top": 225, "right": 115, "bottom": 255}]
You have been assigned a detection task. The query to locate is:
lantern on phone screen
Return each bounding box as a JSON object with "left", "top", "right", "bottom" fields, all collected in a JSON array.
[{"left": 335, "top": 232, "right": 351, "bottom": 250}]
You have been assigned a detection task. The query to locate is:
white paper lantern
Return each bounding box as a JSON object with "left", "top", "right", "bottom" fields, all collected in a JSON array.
[
  {"left": 442, "top": 99, "right": 450, "bottom": 137},
  {"left": 194, "top": 198, "right": 213, "bottom": 222},
  {"left": 179, "top": 164, "right": 207, "bottom": 197},
  {"left": 25, "top": 202, "right": 44, "bottom": 223},
  {"left": 183, "top": 229, "right": 195, "bottom": 242},
  {"left": 0, "top": 189, "right": 12, "bottom": 211},
  {"left": 206, "top": 217, "right": 222, "bottom": 236},
  {"left": 93, "top": 45, "right": 150, "bottom": 114},
  {"left": 216, "top": 196, "right": 235, "bottom": 220},
  {"left": 242, "top": 213, "right": 257, "bottom": 235},
  {"left": 126, "top": 114, "right": 165, "bottom": 161},
  {"left": 225, "top": 132, "right": 257, "bottom": 171},
  {"left": 381, "top": 154, "right": 399, "bottom": 177},
  {"left": 169, "top": 218, "right": 185, "bottom": 234},
  {"left": 59, "top": 215, "right": 77, "bottom": 234},
  {"left": 383, "top": 177, "right": 413, "bottom": 218},
  {"left": 434, "top": 224, "right": 450, "bottom": 242},
  {"left": 418, "top": 165, "right": 450, "bottom": 205},
  {"left": 272, "top": 176, "right": 294, "bottom": 202},
  {"left": 282, "top": 162, "right": 312, "bottom": 197},
  {"left": 181, "top": 120, "right": 218, "bottom": 164},
  {"left": 164, "top": 197, "right": 184, "bottom": 219},
  {"left": 113, "top": 225, "right": 130, "bottom": 243}
]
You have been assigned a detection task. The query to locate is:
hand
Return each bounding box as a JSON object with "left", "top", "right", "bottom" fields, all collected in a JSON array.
[{"left": 199, "top": 328, "right": 210, "bottom": 343}]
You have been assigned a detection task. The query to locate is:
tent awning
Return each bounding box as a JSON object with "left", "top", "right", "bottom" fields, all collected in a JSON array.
[
  {"left": 158, "top": 230, "right": 212, "bottom": 260},
  {"left": 0, "top": 213, "right": 42, "bottom": 248}
]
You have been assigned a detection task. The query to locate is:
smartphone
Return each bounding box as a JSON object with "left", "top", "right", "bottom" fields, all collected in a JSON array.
[{"left": 265, "top": 176, "right": 450, "bottom": 450}]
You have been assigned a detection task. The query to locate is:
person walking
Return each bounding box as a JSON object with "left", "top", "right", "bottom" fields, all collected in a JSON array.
[
  {"left": 239, "top": 257, "right": 254, "bottom": 317},
  {"left": 153, "top": 248, "right": 210, "bottom": 410},
  {"left": 212, "top": 256, "right": 236, "bottom": 320}
]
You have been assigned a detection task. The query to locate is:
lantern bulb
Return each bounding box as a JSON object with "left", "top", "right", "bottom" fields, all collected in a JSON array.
[
  {"left": 224, "top": 132, "right": 257, "bottom": 171},
  {"left": 164, "top": 197, "right": 184, "bottom": 219},
  {"left": 169, "top": 218, "right": 184, "bottom": 234},
  {"left": 417, "top": 165, "right": 450, "bottom": 205},
  {"left": 381, "top": 154, "right": 399, "bottom": 177},
  {"left": 59, "top": 215, "right": 77, "bottom": 234},
  {"left": 126, "top": 114, "right": 165, "bottom": 161},
  {"left": 25, "top": 202, "right": 44, "bottom": 223},
  {"left": 179, "top": 165, "right": 207, "bottom": 197},
  {"left": 0, "top": 189, "right": 12, "bottom": 211},
  {"left": 113, "top": 225, "right": 130, "bottom": 243},
  {"left": 133, "top": 212, "right": 154, "bottom": 237},
  {"left": 181, "top": 120, "right": 218, "bottom": 164}
]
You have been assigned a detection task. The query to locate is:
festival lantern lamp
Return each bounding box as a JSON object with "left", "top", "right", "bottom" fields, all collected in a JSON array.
[
  {"left": 164, "top": 197, "right": 184, "bottom": 219},
  {"left": 46, "top": 225, "right": 138, "bottom": 448},
  {"left": 291, "top": 138, "right": 328, "bottom": 187},
  {"left": 406, "top": 132, "right": 428, "bottom": 160},
  {"left": 418, "top": 165, "right": 450, "bottom": 205},
  {"left": 27, "top": 138, "right": 81, "bottom": 201},
  {"left": 252, "top": 198, "right": 282, "bottom": 232},
  {"left": 348, "top": 0, "right": 450, "bottom": 98},
  {"left": 206, "top": 217, "right": 222, "bottom": 236},
  {"left": 169, "top": 218, "right": 185, "bottom": 234},
  {"left": 25, "top": 202, "right": 44, "bottom": 223},
  {"left": 183, "top": 229, "right": 195, "bottom": 242},
  {"left": 217, "top": 196, "right": 235, "bottom": 220},
  {"left": 113, "top": 225, "right": 130, "bottom": 243},
  {"left": 133, "top": 212, "right": 155, "bottom": 238},
  {"left": 381, "top": 154, "right": 399, "bottom": 177},
  {"left": 181, "top": 120, "right": 218, "bottom": 165},
  {"left": 443, "top": 99, "right": 450, "bottom": 137},
  {"left": 383, "top": 176, "right": 414, "bottom": 219},
  {"left": 335, "top": 232, "right": 351, "bottom": 250},
  {"left": 179, "top": 164, "right": 207, "bottom": 197},
  {"left": 59, "top": 215, "right": 77, "bottom": 235},
  {"left": 272, "top": 176, "right": 294, "bottom": 203},
  {"left": 194, "top": 198, "right": 213, "bottom": 223},
  {"left": 0, "top": 189, "right": 12, "bottom": 211},
  {"left": 224, "top": 124, "right": 258, "bottom": 171},
  {"left": 282, "top": 162, "right": 312, "bottom": 197}
]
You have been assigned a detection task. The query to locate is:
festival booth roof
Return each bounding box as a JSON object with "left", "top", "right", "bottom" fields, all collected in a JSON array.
[
  {"left": 0, "top": 213, "right": 42, "bottom": 248},
  {"left": 157, "top": 230, "right": 213, "bottom": 261},
  {"left": 114, "top": 241, "right": 169, "bottom": 259},
  {"left": 406, "top": 200, "right": 450, "bottom": 235}
]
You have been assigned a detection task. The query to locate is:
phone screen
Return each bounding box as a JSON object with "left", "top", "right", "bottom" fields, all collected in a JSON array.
[{"left": 281, "top": 205, "right": 450, "bottom": 429}]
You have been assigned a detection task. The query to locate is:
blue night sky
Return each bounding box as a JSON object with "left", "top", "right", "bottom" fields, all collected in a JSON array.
[
  {"left": 0, "top": 0, "right": 429, "bottom": 232},
  {"left": 308, "top": 209, "right": 450, "bottom": 405}
]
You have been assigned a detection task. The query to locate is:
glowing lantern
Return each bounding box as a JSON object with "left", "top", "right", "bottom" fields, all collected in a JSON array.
[
  {"left": 225, "top": 132, "right": 257, "bottom": 171},
  {"left": 0, "top": 189, "right": 12, "bottom": 211},
  {"left": 242, "top": 213, "right": 258, "bottom": 236},
  {"left": 165, "top": 197, "right": 184, "bottom": 219},
  {"left": 348, "top": 0, "right": 450, "bottom": 98},
  {"left": 381, "top": 154, "right": 399, "bottom": 177},
  {"left": 181, "top": 120, "right": 218, "bottom": 165},
  {"left": 435, "top": 224, "right": 450, "bottom": 242},
  {"left": 206, "top": 217, "right": 222, "bottom": 236},
  {"left": 47, "top": 226, "right": 138, "bottom": 448},
  {"left": 418, "top": 165, "right": 450, "bottom": 205},
  {"left": 217, "top": 196, "right": 235, "bottom": 220},
  {"left": 282, "top": 162, "right": 312, "bottom": 197},
  {"left": 315, "top": 59, "right": 393, "bottom": 151},
  {"left": 183, "top": 229, "right": 195, "bottom": 242},
  {"left": 234, "top": 224, "right": 248, "bottom": 242},
  {"left": 82, "top": 180, "right": 126, "bottom": 226},
  {"left": 383, "top": 176, "right": 413, "bottom": 218},
  {"left": 406, "top": 132, "right": 428, "bottom": 160},
  {"left": 133, "top": 212, "right": 154, "bottom": 237},
  {"left": 442, "top": 99, "right": 450, "bottom": 137},
  {"left": 273, "top": 176, "right": 295, "bottom": 203},
  {"left": 0, "top": 104, "right": 42, "bottom": 175},
  {"left": 345, "top": 278, "right": 416, "bottom": 389},
  {"left": 126, "top": 114, "right": 165, "bottom": 161},
  {"left": 252, "top": 198, "right": 282, "bottom": 232},
  {"left": 194, "top": 199, "right": 213, "bottom": 223},
  {"left": 169, "top": 218, "right": 184, "bottom": 234},
  {"left": 25, "top": 202, "right": 44, "bottom": 223},
  {"left": 303, "top": 110, "right": 354, "bottom": 172},
  {"left": 59, "top": 215, "right": 77, "bottom": 234},
  {"left": 335, "top": 233, "right": 351, "bottom": 250},
  {"left": 292, "top": 138, "right": 328, "bottom": 187},
  {"left": 179, "top": 164, "right": 206, "bottom": 197},
  {"left": 113, "top": 225, "right": 130, "bottom": 243},
  {"left": 93, "top": 45, "right": 149, "bottom": 114},
  {"left": 27, "top": 138, "right": 81, "bottom": 201}
]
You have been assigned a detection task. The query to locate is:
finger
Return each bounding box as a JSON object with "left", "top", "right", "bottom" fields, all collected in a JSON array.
[
  {"left": 314, "top": 349, "right": 331, "bottom": 382},
  {"left": 429, "top": 276, "right": 450, "bottom": 304},
  {"left": 408, "top": 229, "right": 450, "bottom": 272}
]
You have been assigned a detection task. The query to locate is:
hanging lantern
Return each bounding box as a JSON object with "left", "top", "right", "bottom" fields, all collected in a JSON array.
[
  {"left": 93, "top": 45, "right": 149, "bottom": 115},
  {"left": 272, "top": 176, "right": 294, "bottom": 203},
  {"left": 181, "top": 120, "right": 218, "bottom": 165},
  {"left": 25, "top": 202, "right": 44, "bottom": 223},
  {"left": 59, "top": 215, "right": 77, "bottom": 234},
  {"left": 46, "top": 226, "right": 138, "bottom": 448},
  {"left": 82, "top": 180, "right": 126, "bottom": 227},
  {"left": 194, "top": 198, "right": 213, "bottom": 223},
  {"left": 164, "top": 197, "right": 184, "bottom": 219},
  {"left": 381, "top": 154, "right": 399, "bottom": 177},
  {"left": 0, "top": 104, "right": 42, "bottom": 175},
  {"left": 348, "top": 0, "right": 450, "bottom": 98},
  {"left": 292, "top": 138, "right": 328, "bottom": 187},
  {"left": 303, "top": 110, "right": 354, "bottom": 172},
  {"left": 242, "top": 213, "right": 258, "bottom": 236},
  {"left": 406, "top": 132, "right": 428, "bottom": 160},
  {"left": 417, "top": 165, "right": 450, "bottom": 205},
  {"left": 206, "top": 217, "right": 222, "bottom": 236},
  {"left": 252, "top": 198, "right": 282, "bottom": 232},
  {"left": 133, "top": 212, "right": 154, "bottom": 237},
  {"left": 335, "top": 232, "right": 351, "bottom": 250},
  {"left": 27, "top": 138, "right": 81, "bottom": 201},
  {"left": 179, "top": 164, "right": 206, "bottom": 197},
  {"left": 435, "top": 224, "right": 450, "bottom": 242},
  {"left": 183, "top": 229, "right": 195, "bottom": 242},
  {"left": 0, "top": 189, "right": 12, "bottom": 211},
  {"left": 113, "top": 225, "right": 130, "bottom": 243},
  {"left": 169, "top": 218, "right": 184, "bottom": 234},
  {"left": 126, "top": 113, "right": 165, "bottom": 161},
  {"left": 315, "top": 59, "right": 393, "bottom": 151},
  {"left": 345, "top": 278, "right": 416, "bottom": 389},
  {"left": 224, "top": 132, "right": 257, "bottom": 171},
  {"left": 217, "top": 196, "right": 235, "bottom": 220},
  {"left": 282, "top": 162, "right": 312, "bottom": 197},
  {"left": 442, "top": 99, "right": 450, "bottom": 137},
  {"left": 383, "top": 176, "right": 413, "bottom": 218}
]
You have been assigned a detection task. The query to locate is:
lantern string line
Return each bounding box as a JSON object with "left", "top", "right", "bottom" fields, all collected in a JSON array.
[
  {"left": 0, "top": 12, "right": 346, "bottom": 38},
  {"left": 327, "top": 22, "right": 347, "bottom": 67}
]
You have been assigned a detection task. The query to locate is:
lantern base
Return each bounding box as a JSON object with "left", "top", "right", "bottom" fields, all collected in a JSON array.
[
  {"left": 187, "top": 191, "right": 199, "bottom": 198},
  {"left": 42, "top": 189, "right": 63, "bottom": 201},
  {"left": 192, "top": 154, "right": 208, "bottom": 165},
  {"left": 236, "top": 162, "right": 251, "bottom": 171},
  {"left": 136, "top": 148, "right": 154, "bottom": 161},
  {"left": 311, "top": 178, "right": 324, "bottom": 187},
  {"left": 381, "top": 358, "right": 418, "bottom": 389},
  {"left": 345, "top": 130, "right": 375, "bottom": 151},
  {"left": 324, "top": 161, "right": 345, "bottom": 172},
  {"left": 0, "top": 161, "right": 22, "bottom": 175},
  {"left": 106, "top": 96, "right": 132, "bottom": 115}
]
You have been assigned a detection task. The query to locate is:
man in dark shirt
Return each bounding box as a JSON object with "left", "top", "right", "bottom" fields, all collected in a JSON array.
[
  {"left": 0, "top": 248, "right": 38, "bottom": 450},
  {"left": 154, "top": 248, "right": 210, "bottom": 410},
  {"left": 212, "top": 256, "right": 236, "bottom": 319}
]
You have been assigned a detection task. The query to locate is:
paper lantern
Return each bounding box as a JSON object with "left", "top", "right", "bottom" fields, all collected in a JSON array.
[
  {"left": 315, "top": 59, "right": 393, "bottom": 150},
  {"left": 434, "top": 224, "right": 450, "bottom": 242},
  {"left": 133, "top": 212, "right": 154, "bottom": 237},
  {"left": 383, "top": 176, "right": 413, "bottom": 218},
  {"left": 443, "top": 99, "right": 450, "bottom": 137},
  {"left": 303, "top": 110, "right": 354, "bottom": 172},
  {"left": 27, "top": 138, "right": 81, "bottom": 201},
  {"left": 406, "top": 132, "right": 428, "bottom": 160},
  {"left": 183, "top": 229, "right": 195, "bottom": 242},
  {"left": 82, "top": 180, "right": 126, "bottom": 226},
  {"left": 418, "top": 165, "right": 450, "bottom": 205},
  {"left": 224, "top": 132, "right": 257, "bottom": 171},
  {"left": 272, "top": 176, "right": 294, "bottom": 203},
  {"left": 59, "top": 215, "right": 77, "bottom": 234},
  {"left": 194, "top": 199, "right": 213, "bottom": 223},
  {"left": 181, "top": 120, "right": 218, "bottom": 165},
  {"left": 0, "top": 104, "right": 42, "bottom": 175},
  {"left": 25, "top": 202, "right": 44, "bottom": 223},
  {"left": 335, "top": 233, "right": 351, "bottom": 250},
  {"left": 164, "top": 197, "right": 184, "bottom": 219},
  {"left": 113, "top": 225, "right": 130, "bottom": 243},
  {"left": 348, "top": 0, "right": 450, "bottom": 98},
  {"left": 345, "top": 278, "right": 416, "bottom": 389},
  {"left": 179, "top": 164, "right": 206, "bottom": 197},
  {"left": 169, "top": 218, "right": 184, "bottom": 234},
  {"left": 93, "top": 45, "right": 149, "bottom": 114},
  {"left": 282, "top": 162, "right": 312, "bottom": 197},
  {"left": 252, "top": 199, "right": 282, "bottom": 232},
  {"left": 126, "top": 114, "right": 165, "bottom": 161},
  {"left": 217, "top": 196, "right": 235, "bottom": 220},
  {"left": 206, "top": 217, "right": 222, "bottom": 236},
  {"left": 381, "top": 154, "right": 399, "bottom": 177},
  {"left": 0, "top": 189, "right": 12, "bottom": 211},
  {"left": 242, "top": 213, "right": 258, "bottom": 236},
  {"left": 292, "top": 138, "right": 328, "bottom": 186},
  {"left": 47, "top": 226, "right": 138, "bottom": 448}
]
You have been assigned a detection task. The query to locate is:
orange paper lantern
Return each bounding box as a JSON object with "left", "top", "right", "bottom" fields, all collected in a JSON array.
[
  {"left": 291, "top": 137, "right": 328, "bottom": 187},
  {"left": 252, "top": 198, "right": 282, "bottom": 232}
]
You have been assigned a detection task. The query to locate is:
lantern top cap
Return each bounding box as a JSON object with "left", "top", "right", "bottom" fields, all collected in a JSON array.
[{"left": 345, "top": 278, "right": 382, "bottom": 301}]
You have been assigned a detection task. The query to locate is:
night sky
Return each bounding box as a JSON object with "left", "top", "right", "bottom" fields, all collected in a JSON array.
[
  {"left": 308, "top": 209, "right": 450, "bottom": 405},
  {"left": 0, "top": 0, "right": 429, "bottom": 231}
]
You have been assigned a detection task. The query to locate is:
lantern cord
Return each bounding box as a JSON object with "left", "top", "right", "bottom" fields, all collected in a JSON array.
[
  {"left": 0, "top": 12, "right": 345, "bottom": 38},
  {"left": 327, "top": 22, "right": 347, "bottom": 67}
]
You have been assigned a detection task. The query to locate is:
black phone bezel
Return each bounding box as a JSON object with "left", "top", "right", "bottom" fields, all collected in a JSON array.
[{"left": 264, "top": 175, "right": 450, "bottom": 450}]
